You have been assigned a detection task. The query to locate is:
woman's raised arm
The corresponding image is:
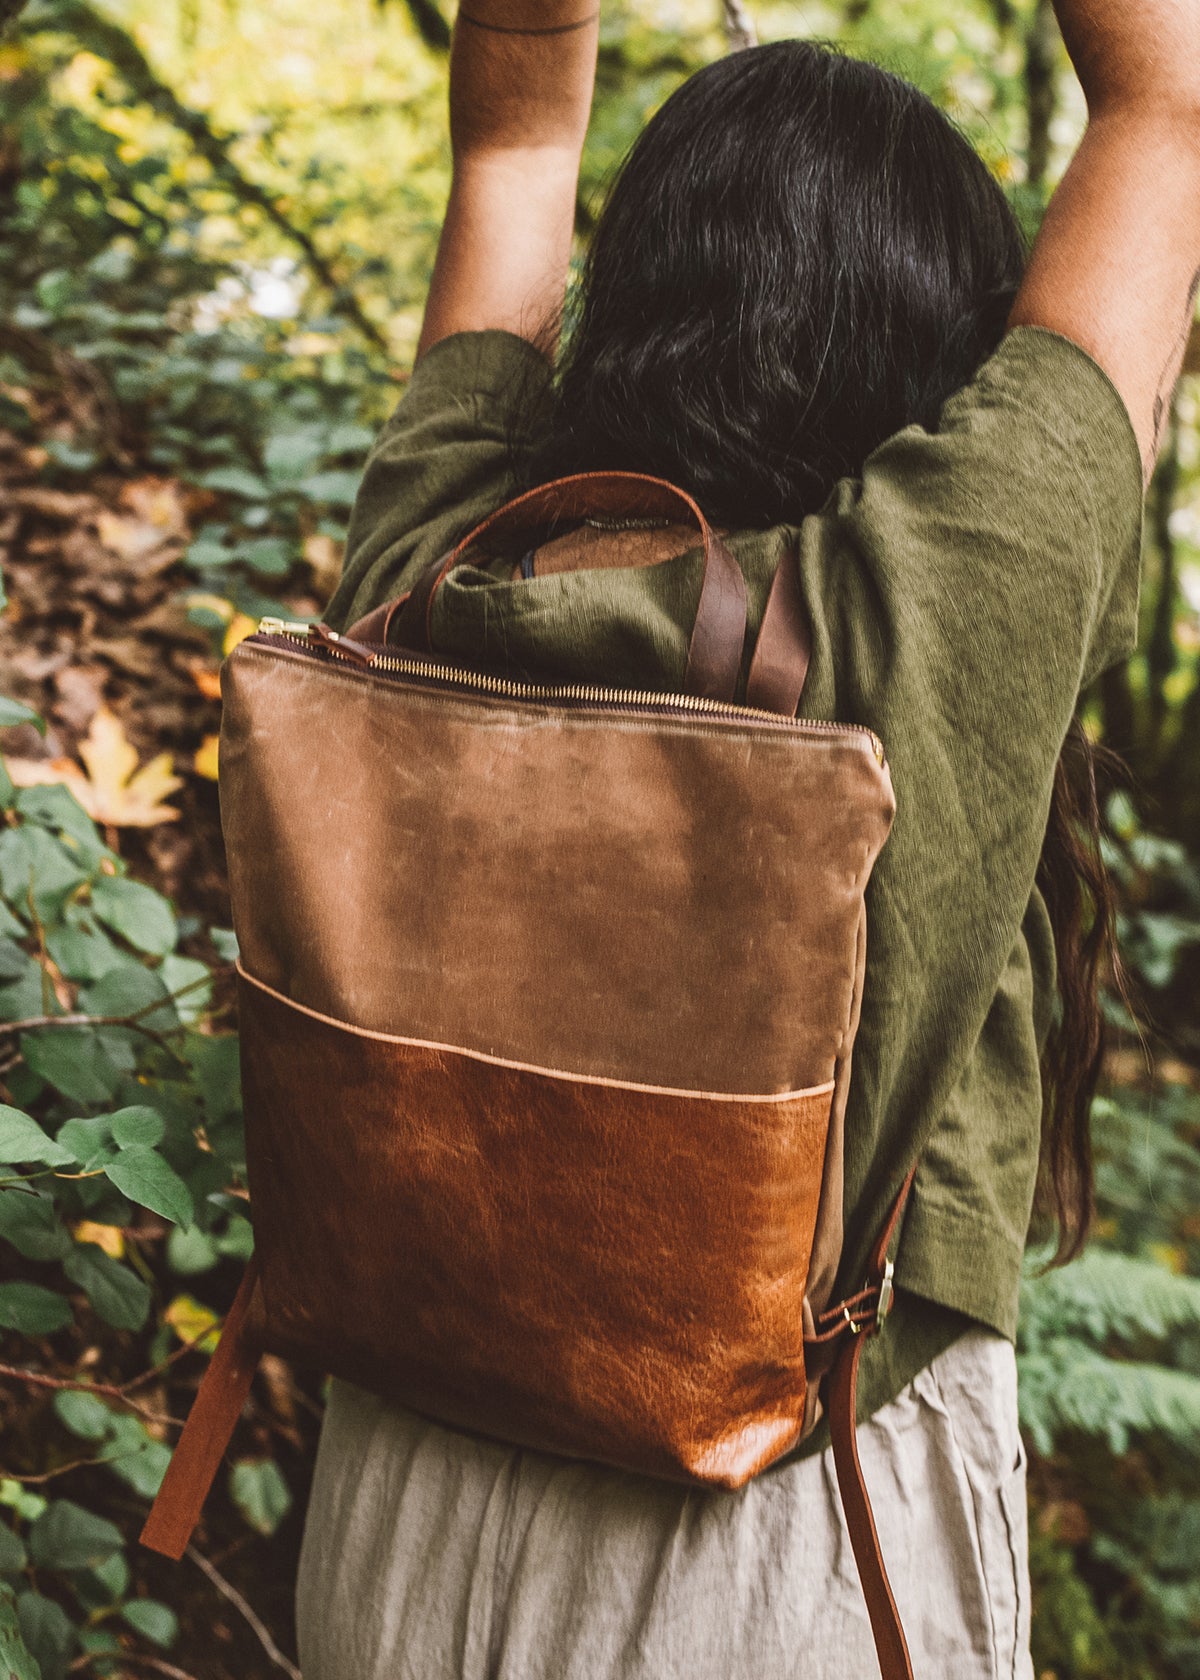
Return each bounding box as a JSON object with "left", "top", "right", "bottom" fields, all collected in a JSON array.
[
  {"left": 415, "top": 0, "right": 600, "bottom": 363},
  {"left": 1010, "top": 0, "right": 1200, "bottom": 483}
]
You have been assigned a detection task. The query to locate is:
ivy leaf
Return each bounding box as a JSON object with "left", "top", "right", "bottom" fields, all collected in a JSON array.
[
  {"left": 0, "top": 1105, "right": 76, "bottom": 1167},
  {"left": 28, "top": 1500, "right": 123, "bottom": 1570},
  {"left": 122, "top": 1598, "right": 178, "bottom": 1648},
  {"left": 63, "top": 1242, "right": 152, "bottom": 1331},
  {"left": 104, "top": 1148, "right": 193, "bottom": 1228},
  {"left": 89, "top": 873, "right": 177, "bottom": 957},
  {"left": 0, "top": 1281, "right": 73, "bottom": 1334},
  {"left": 229, "top": 1458, "right": 292, "bottom": 1536}
]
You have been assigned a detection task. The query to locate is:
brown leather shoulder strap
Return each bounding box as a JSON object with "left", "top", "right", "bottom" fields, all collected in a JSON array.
[
  {"left": 744, "top": 544, "right": 810, "bottom": 715},
  {"left": 139, "top": 1255, "right": 265, "bottom": 1560},
  {"left": 814, "top": 1164, "right": 919, "bottom": 1680}
]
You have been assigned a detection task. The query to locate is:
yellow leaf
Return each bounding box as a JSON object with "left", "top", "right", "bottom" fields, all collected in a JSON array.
[
  {"left": 224, "top": 613, "right": 258, "bottom": 655},
  {"left": 164, "top": 1294, "right": 221, "bottom": 1354},
  {"left": 72, "top": 1221, "right": 125, "bottom": 1259},
  {"left": 185, "top": 592, "right": 235, "bottom": 624},
  {"left": 4, "top": 706, "right": 182, "bottom": 828},
  {"left": 194, "top": 735, "right": 220, "bottom": 780}
]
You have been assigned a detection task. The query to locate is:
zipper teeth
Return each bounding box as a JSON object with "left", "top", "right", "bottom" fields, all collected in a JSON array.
[{"left": 250, "top": 628, "right": 885, "bottom": 762}]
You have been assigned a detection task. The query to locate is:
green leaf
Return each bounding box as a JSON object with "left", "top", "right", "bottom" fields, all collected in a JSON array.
[
  {"left": 53, "top": 1388, "right": 115, "bottom": 1442},
  {"left": 87, "top": 1548, "right": 129, "bottom": 1603},
  {"left": 0, "top": 1187, "right": 71, "bottom": 1260},
  {"left": 101, "top": 1415, "right": 170, "bottom": 1499},
  {"left": 213, "top": 1214, "right": 255, "bottom": 1260},
  {"left": 55, "top": 1114, "right": 115, "bottom": 1167},
  {"left": 0, "top": 698, "right": 46, "bottom": 735},
  {"left": 0, "top": 1105, "right": 76, "bottom": 1167},
  {"left": 78, "top": 963, "right": 177, "bottom": 1032},
  {"left": 0, "top": 1522, "right": 27, "bottom": 1575},
  {"left": 89, "top": 874, "right": 177, "bottom": 957},
  {"left": 21, "top": 1031, "right": 123, "bottom": 1106},
  {"left": 236, "top": 535, "right": 293, "bottom": 576},
  {"left": 63, "top": 1242, "right": 151, "bottom": 1331},
  {"left": 158, "top": 955, "right": 212, "bottom": 1023},
  {"left": 229, "top": 1457, "right": 292, "bottom": 1536},
  {"left": 44, "top": 912, "right": 123, "bottom": 983},
  {"left": 109, "top": 1106, "right": 166, "bottom": 1150},
  {"left": 0, "top": 1188, "right": 72, "bottom": 1262},
  {"left": 300, "top": 469, "right": 360, "bottom": 507},
  {"left": 14, "top": 783, "right": 106, "bottom": 867},
  {"left": 104, "top": 1148, "right": 193, "bottom": 1229},
  {"left": 210, "top": 926, "right": 239, "bottom": 961},
  {"left": 0, "top": 1584, "right": 41, "bottom": 1680},
  {"left": 167, "top": 1222, "right": 219, "bottom": 1274},
  {"left": 28, "top": 1500, "right": 122, "bottom": 1571},
  {"left": 122, "top": 1598, "right": 178, "bottom": 1648},
  {"left": 0, "top": 938, "right": 30, "bottom": 982},
  {"left": 0, "top": 826, "right": 89, "bottom": 923},
  {"left": 199, "top": 465, "right": 270, "bottom": 499},
  {"left": 16, "top": 1588, "right": 75, "bottom": 1680},
  {"left": 0, "top": 1281, "right": 73, "bottom": 1334}
]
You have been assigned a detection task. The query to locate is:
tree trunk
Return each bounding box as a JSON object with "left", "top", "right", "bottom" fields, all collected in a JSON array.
[{"left": 1024, "top": 0, "right": 1059, "bottom": 195}]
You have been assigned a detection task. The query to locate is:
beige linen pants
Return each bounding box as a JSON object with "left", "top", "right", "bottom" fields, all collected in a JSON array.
[{"left": 296, "top": 1327, "right": 1033, "bottom": 1680}]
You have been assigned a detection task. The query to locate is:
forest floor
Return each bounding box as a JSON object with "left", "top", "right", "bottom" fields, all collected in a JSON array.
[{"left": 0, "top": 381, "right": 329, "bottom": 1678}]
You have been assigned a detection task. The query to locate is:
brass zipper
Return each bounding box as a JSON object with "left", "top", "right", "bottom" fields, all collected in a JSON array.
[{"left": 252, "top": 618, "right": 886, "bottom": 765}]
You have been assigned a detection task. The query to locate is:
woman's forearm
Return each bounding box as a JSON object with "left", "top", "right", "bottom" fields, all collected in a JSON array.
[
  {"left": 1051, "top": 0, "right": 1200, "bottom": 119},
  {"left": 448, "top": 0, "right": 600, "bottom": 157},
  {"left": 415, "top": 1, "right": 599, "bottom": 360},
  {"left": 1009, "top": 0, "right": 1200, "bottom": 478}
]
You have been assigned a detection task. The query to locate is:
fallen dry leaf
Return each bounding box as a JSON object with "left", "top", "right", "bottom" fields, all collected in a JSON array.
[
  {"left": 72, "top": 1221, "right": 125, "bottom": 1259},
  {"left": 193, "top": 733, "right": 219, "bottom": 780},
  {"left": 188, "top": 663, "right": 222, "bottom": 701},
  {"left": 223, "top": 613, "right": 257, "bottom": 655},
  {"left": 5, "top": 704, "right": 183, "bottom": 826}
]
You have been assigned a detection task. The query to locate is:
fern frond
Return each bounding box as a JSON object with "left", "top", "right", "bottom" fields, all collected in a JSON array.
[
  {"left": 1018, "top": 1340, "right": 1200, "bottom": 1456},
  {"left": 1020, "top": 1249, "right": 1200, "bottom": 1354}
]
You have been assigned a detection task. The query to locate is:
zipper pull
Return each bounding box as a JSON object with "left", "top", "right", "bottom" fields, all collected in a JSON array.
[
  {"left": 257, "top": 615, "right": 313, "bottom": 637},
  {"left": 309, "top": 621, "right": 377, "bottom": 666}
]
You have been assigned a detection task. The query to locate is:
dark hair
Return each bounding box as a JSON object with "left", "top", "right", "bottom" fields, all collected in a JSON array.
[{"left": 529, "top": 38, "right": 1118, "bottom": 1260}]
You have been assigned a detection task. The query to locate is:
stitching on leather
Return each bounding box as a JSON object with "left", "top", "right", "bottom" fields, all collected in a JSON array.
[{"left": 237, "top": 962, "right": 836, "bottom": 1104}]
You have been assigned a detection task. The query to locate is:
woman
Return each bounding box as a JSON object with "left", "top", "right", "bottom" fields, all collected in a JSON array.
[{"left": 296, "top": 4, "right": 1194, "bottom": 1675}]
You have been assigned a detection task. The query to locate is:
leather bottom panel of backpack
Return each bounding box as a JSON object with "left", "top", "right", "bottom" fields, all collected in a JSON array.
[{"left": 236, "top": 965, "right": 834, "bottom": 1490}]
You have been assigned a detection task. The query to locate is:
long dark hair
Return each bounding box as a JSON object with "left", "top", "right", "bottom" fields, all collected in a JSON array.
[{"left": 529, "top": 39, "right": 1119, "bottom": 1262}]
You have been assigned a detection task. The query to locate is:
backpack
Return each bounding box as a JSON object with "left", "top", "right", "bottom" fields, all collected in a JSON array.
[{"left": 140, "top": 472, "right": 917, "bottom": 1680}]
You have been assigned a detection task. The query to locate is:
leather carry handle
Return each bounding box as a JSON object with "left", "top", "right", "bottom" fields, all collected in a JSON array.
[
  {"left": 744, "top": 544, "right": 811, "bottom": 716},
  {"left": 350, "top": 472, "right": 749, "bottom": 704}
]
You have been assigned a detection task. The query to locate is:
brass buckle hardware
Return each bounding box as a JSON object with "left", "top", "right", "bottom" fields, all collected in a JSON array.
[{"left": 876, "top": 1259, "right": 895, "bottom": 1324}]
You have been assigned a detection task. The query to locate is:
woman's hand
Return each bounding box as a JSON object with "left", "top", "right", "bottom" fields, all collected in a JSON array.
[
  {"left": 416, "top": 0, "right": 600, "bottom": 363},
  {"left": 1009, "top": 0, "right": 1200, "bottom": 482}
]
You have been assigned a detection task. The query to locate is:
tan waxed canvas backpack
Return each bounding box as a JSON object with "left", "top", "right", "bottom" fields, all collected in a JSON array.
[{"left": 140, "top": 472, "right": 918, "bottom": 1680}]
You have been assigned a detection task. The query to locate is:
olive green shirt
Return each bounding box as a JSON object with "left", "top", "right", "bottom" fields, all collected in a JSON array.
[{"left": 325, "top": 324, "right": 1144, "bottom": 1427}]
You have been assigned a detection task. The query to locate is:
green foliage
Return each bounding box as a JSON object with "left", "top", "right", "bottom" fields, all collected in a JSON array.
[{"left": 0, "top": 737, "right": 255, "bottom": 1669}]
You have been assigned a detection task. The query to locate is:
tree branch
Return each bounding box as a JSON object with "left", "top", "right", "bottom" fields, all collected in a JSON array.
[{"left": 19, "top": 0, "right": 388, "bottom": 351}]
